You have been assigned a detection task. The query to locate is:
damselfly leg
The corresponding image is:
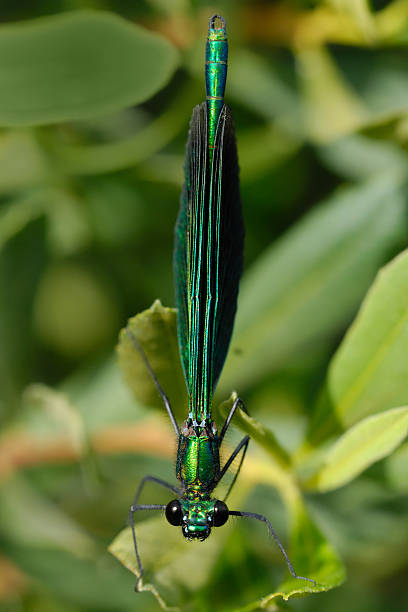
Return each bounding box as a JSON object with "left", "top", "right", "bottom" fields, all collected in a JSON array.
[
  {"left": 125, "top": 328, "right": 179, "bottom": 436},
  {"left": 217, "top": 396, "right": 250, "bottom": 502},
  {"left": 128, "top": 475, "right": 179, "bottom": 590},
  {"left": 132, "top": 475, "right": 182, "bottom": 506},
  {"left": 126, "top": 329, "right": 180, "bottom": 590},
  {"left": 128, "top": 503, "right": 166, "bottom": 590},
  {"left": 218, "top": 397, "right": 315, "bottom": 585},
  {"left": 228, "top": 510, "right": 316, "bottom": 586}
]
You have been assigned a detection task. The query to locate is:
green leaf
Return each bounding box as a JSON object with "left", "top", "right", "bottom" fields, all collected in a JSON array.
[
  {"left": 0, "top": 11, "right": 178, "bottom": 126},
  {"left": 219, "top": 172, "right": 405, "bottom": 394},
  {"left": 328, "top": 249, "right": 408, "bottom": 428},
  {"left": 117, "top": 300, "right": 187, "bottom": 423},
  {"left": 308, "top": 406, "right": 408, "bottom": 492}
]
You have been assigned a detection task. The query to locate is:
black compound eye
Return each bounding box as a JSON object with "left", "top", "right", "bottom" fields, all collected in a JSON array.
[
  {"left": 165, "top": 500, "right": 183, "bottom": 526},
  {"left": 213, "top": 500, "right": 229, "bottom": 527}
]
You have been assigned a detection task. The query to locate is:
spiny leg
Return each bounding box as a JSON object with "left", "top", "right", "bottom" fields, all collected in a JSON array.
[
  {"left": 125, "top": 331, "right": 180, "bottom": 589},
  {"left": 229, "top": 510, "right": 316, "bottom": 586},
  {"left": 125, "top": 328, "right": 179, "bottom": 436},
  {"left": 132, "top": 475, "right": 182, "bottom": 507},
  {"left": 217, "top": 435, "right": 249, "bottom": 502},
  {"left": 129, "top": 476, "right": 181, "bottom": 590},
  {"left": 219, "top": 400, "right": 314, "bottom": 584},
  {"left": 129, "top": 503, "right": 166, "bottom": 591},
  {"left": 219, "top": 395, "right": 248, "bottom": 445},
  {"left": 217, "top": 396, "right": 249, "bottom": 501}
]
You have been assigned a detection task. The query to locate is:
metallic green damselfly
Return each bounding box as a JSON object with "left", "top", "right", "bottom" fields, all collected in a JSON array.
[{"left": 128, "top": 15, "right": 315, "bottom": 590}]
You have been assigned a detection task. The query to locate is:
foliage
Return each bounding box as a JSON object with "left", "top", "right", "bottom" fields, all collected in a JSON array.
[{"left": 1, "top": 2, "right": 408, "bottom": 612}]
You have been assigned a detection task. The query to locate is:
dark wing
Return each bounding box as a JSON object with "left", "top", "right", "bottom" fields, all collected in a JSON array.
[{"left": 174, "top": 102, "right": 244, "bottom": 418}]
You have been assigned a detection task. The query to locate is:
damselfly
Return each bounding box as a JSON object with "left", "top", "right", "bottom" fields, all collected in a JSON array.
[{"left": 127, "top": 14, "right": 315, "bottom": 590}]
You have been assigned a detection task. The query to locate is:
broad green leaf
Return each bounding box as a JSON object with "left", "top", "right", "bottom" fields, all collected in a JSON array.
[
  {"left": 0, "top": 11, "right": 178, "bottom": 126},
  {"left": 308, "top": 406, "right": 408, "bottom": 492},
  {"left": 220, "top": 172, "right": 405, "bottom": 394},
  {"left": 117, "top": 300, "right": 186, "bottom": 423},
  {"left": 328, "top": 249, "right": 408, "bottom": 427}
]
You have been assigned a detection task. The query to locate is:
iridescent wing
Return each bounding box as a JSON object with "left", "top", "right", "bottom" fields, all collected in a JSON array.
[{"left": 174, "top": 102, "right": 244, "bottom": 420}]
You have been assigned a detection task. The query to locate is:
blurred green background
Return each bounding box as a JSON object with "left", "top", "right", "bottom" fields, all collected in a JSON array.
[{"left": 1, "top": 0, "right": 408, "bottom": 611}]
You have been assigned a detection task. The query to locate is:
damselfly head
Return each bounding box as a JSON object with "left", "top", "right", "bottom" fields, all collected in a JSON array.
[
  {"left": 182, "top": 499, "right": 212, "bottom": 541},
  {"left": 182, "top": 523, "right": 211, "bottom": 541},
  {"left": 165, "top": 498, "right": 229, "bottom": 541}
]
